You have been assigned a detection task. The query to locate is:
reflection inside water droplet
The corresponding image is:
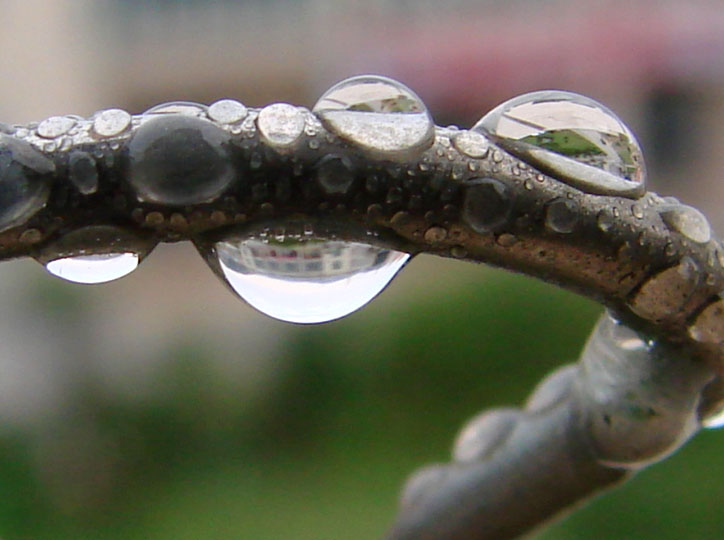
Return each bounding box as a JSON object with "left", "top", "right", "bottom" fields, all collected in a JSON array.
[
  {"left": 313, "top": 75, "right": 434, "bottom": 160},
  {"left": 45, "top": 253, "right": 139, "bottom": 284},
  {"left": 210, "top": 232, "right": 409, "bottom": 324},
  {"left": 475, "top": 90, "right": 646, "bottom": 197}
]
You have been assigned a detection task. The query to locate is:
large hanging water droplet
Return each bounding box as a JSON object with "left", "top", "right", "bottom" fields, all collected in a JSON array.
[
  {"left": 313, "top": 75, "right": 434, "bottom": 160},
  {"left": 124, "top": 115, "right": 235, "bottom": 206},
  {"left": 36, "top": 225, "right": 156, "bottom": 285},
  {"left": 45, "top": 253, "right": 139, "bottom": 284},
  {"left": 0, "top": 134, "right": 54, "bottom": 232},
  {"left": 474, "top": 91, "right": 646, "bottom": 198},
  {"left": 204, "top": 227, "right": 409, "bottom": 323}
]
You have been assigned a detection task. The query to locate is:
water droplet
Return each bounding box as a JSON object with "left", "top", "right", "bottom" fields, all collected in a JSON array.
[
  {"left": 124, "top": 115, "right": 234, "bottom": 206},
  {"left": 475, "top": 90, "right": 646, "bottom": 197},
  {"left": 68, "top": 151, "right": 98, "bottom": 195},
  {"left": 688, "top": 298, "right": 724, "bottom": 346},
  {"left": 257, "top": 103, "right": 305, "bottom": 149},
  {"left": 629, "top": 258, "right": 699, "bottom": 321},
  {"left": 462, "top": 177, "right": 514, "bottom": 233},
  {"left": 452, "top": 131, "right": 489, "bottom": 158},
  {"left": 37, "top": 225, "right": 155, "bottom": 284},
  {"left": 399, "top": 464, "right": 448, "bottom": 510},
  {"left": 206, "top": 229, "right": 410, "bottom": 323},
  {"left": 92, "top": 108, "right": 132, "bottom": 138},
  {"left": 496, "top": 233, "right": 517, "bottom": 247},
  {"left": 423, "top": 226, "right": 447, "bottom": 243},
  {"left": 313, "top": 75, "right": 434, "bottom": 160},
  {"left": 631, "top": 204, "right": 644, "bottom": 219},
  {"left": 545, "top": 198, "right": 578, "bottom": 233},
  {"left": 597, "top": 210, "right": 615, "bottom": 232},
  {"left": 659, "top": 204, "right": 711, "bottom": 244},
  {"left": 526, "top": 364, "right": 577, "bottom": 412},
  {"left": 579, "top": 312, "right": 708, "bottom": 467},
  {"left": 0, "top": 135, "right": 54, "bottom": 232},
  {"left": 144, "top": 101, "right": 206, "bottom": 117},
  {"left": 208, "top": 99, "right": 248, "bottom": 124},
  {"left": 315, "top": 154, "right": 355, "bottom": 195},
  {"left": 37, "top": 116, "right": 76, "bottom": 139},
  {"left": 45, "top": 253, "right": 139, "bottom": 284},
  {"left": 453, "top": 408, "right": 520, "bottom": 463}
]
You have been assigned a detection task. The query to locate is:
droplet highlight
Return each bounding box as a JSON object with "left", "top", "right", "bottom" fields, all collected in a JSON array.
[
  {"left": 124, "top": 115, "right": 234, "bottom": 205},
  {"left": 313, "top": 75, "right": 434, "bottom": 160},
  {"left": 207, "top": 231, "right": 409, "bottom": 324},
  {"left": 474, "top": 90, "right": 646, "bottom": 198},
  {"left": 45, "top": 253, "right": 139, "bottom": 284}
]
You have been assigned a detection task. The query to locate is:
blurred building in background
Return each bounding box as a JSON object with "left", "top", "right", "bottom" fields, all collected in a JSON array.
[{"left": 0, "top": 1, "right": 722, "bottom": 539}]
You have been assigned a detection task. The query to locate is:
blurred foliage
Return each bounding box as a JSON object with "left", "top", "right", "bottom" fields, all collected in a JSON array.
[{"left": 0, "top": 265, "right": 722, "bottom": 539}]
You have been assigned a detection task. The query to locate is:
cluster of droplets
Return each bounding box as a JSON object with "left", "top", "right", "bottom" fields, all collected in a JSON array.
[{"left": 6, "top": 74, "right": 716, "bottom": 328}]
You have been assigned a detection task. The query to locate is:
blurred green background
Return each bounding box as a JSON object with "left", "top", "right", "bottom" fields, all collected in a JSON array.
[{"left": 0, "top": 1, "right": 723, "bottom": 539}]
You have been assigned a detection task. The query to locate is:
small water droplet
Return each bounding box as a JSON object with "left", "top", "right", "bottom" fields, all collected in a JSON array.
[
  {"left": 92, "top": 108, "right": 132, "bottom": 138},
  {"left": 144, "top": 101, "right": 206, "bottom": 117},
  {"left": 208, "top": 99, "right": 248, "bottom": 124},
  {"left": 68, "top": 151, "right": 98, "bottom": 195},
  {"left": 452, "top": 131, "right": 489, "bottom": 158},
  {"left": 453, "top": 408, "right": 520, "bottom": 463},
  {"left": 631, "top": 204, "right": 644, "bottom": 219},
  {"left": 37, "top": 116, "right": 76, "bottom": 139},
  {"left": 496, "top": 233, "right": 517, "bottom": 247},
  {"left": 45, "top": 253, "right": 139, "bottom": 284},
  {"left": 597, "top": 210, "right": 614, "bottom": 232},
  {"left": 475, "top": 91, "right": 646, "bottom": 197},
  {"left": 257, "top": 103, "right": 305, "bottom": 149},
  {"left": 545, "top": 198, "right": 578, "bottom": 233},
  {"left": 308, "top": 138, "right": 320, "bottom": 150},
  {"left": 424, "top": 226, "right": 447, "bottom": 243},
  {"left": 688, "top": 298, "right": 724, "bottom": 345},
  {"left": 124, "top": 115, "right": 234, "bottom": 206},
  {"left": 145, "top": 211, "right": 164, "bottom": 226},
  {"left": 315, "top": 155, "right": 355, "bottom": 195},
  {"left": 19, "top": 228, "right": 42, "bottom": 244},
  {"left": 659, "top": 204, "right": 711, "bottom": 244},
  {"left": 0, "top": 135, "right": 54, "bottom": 232},
  {"left": 313, "top": 75, "right": 434, "bottom": 160},
  {"left": 206, "top": 229, "right": 409, "bottom": 323},
  {"left": 462, "top": 177, "right": 514, "bottom": 233},
  {"left": 629, "top": 258, "right": 699, "bottom": 320}
]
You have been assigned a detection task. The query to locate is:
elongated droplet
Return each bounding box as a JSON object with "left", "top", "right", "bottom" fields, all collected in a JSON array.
[
  {"left": 144, "top": 101, "right": 207, "bottom": 117},
  {"left": 208, "top": 233, "right": 409, "bottom": 323},
  {"left": 578, "top": 312, "right": 708, "bottom": 467},
  {"left": 313, "top": 75, "right": 434, "bottom": 160},
  {"left": 0, "top": 134, "right": 54, "bottom": 232},
  {"left": 475, "top": 91, "right": 646, "bottom": 198},
  {"left": 45, "top": 253, "right": 139, "bottom": 284}
]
